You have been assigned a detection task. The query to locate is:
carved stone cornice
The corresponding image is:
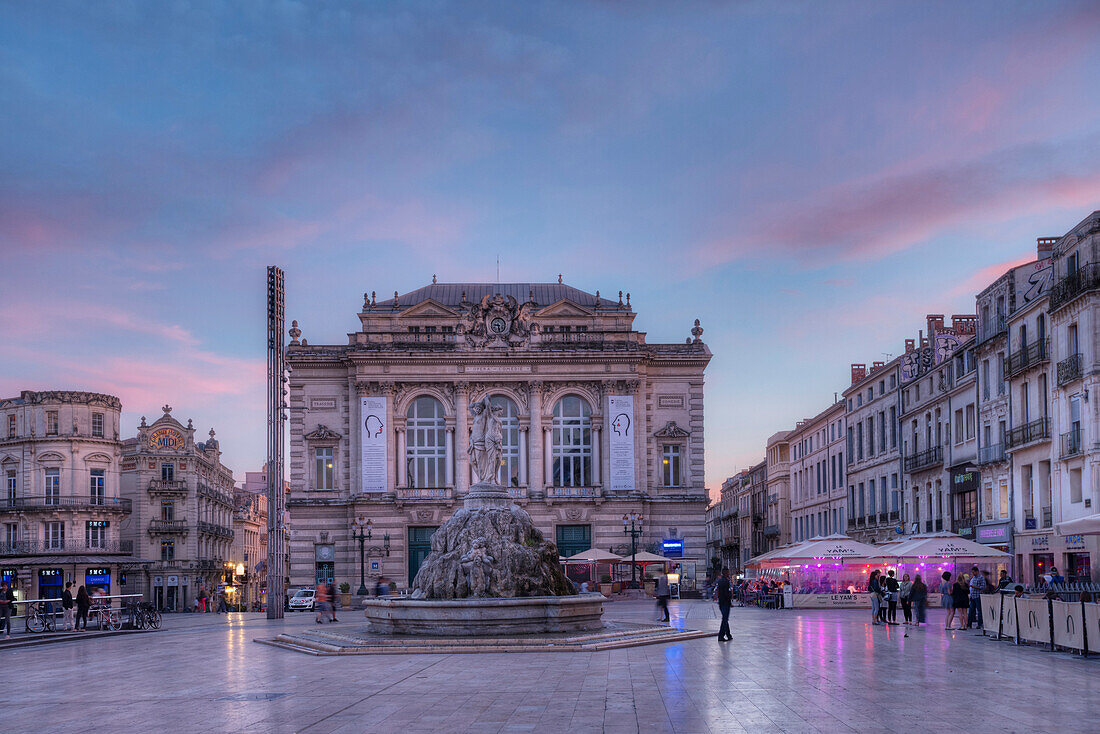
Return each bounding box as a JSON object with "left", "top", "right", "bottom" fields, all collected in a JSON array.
[{"left": 653, "top": 420, "right": 689, "bottom": 439}]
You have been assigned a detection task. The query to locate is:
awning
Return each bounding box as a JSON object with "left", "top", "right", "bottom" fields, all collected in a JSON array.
[
  {"left": 1056, "top": 513, "right": 1100, "bottom": 536},
  {"left": 746, "top": 536, "right": 888, "bottom": 567},
  {"left": 566, "top": 548, "right": 623, "bottom": 562},
  {"left": 889, "top": 532, "right": 1011, "bottom": 560},
  {"left": 618, "top": 551, "right": 671, "bottom": 564}
]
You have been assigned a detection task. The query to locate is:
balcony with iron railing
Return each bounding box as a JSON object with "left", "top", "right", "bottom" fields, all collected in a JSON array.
[
  {"left": 547, "top": 486, "right": 601, "bottom": 498},
  {"left": 904, "top": 445, "right": 943, "bottom": 472},
  {"left": 149, "top": 479, "right": 188, "bottom": 495},
  {"left": 198, "top": 484, "right": 235, "bottom": 506},
  {"left": 977, "top": 317, "right": 1007, "bottom": 345},
  {"left": 1050, "top": 261, "right": 1100, "bottom": 310},
  {"left": 1006, "top": 417, "right": 1051, "bottom": 450},
  {"left": 1061, "top": 427, "right": 1082, "bottom": 459},
  {"left": 977, "top": 443, "right": 1006, "bottom": 465},
  {"left": 763, "top": 524, "right": 780, "bottom": 537},
  {"left": 1042, "top": 507, "right": 1053, "bottom": 528},
  {"left": 198, "top": 521, "right": 234, "bottom": 538},
  {"left": 1004, "top": 338, "right": 1050, "bottom": 379},
  {"left": 1057, "top": 353, "right": 1083, "bottom": 386},
  {"left": 148, "top": 520, "right": 189, "bottom": 534},
  {"left": 0, "top": 539, "right": 133, "bottom": 556},
  {"left": 0, "top": 495, "right": 132, "bottom": 513},
  {"left": 396, "top": 487, "right": 454, "bottom": 501}
]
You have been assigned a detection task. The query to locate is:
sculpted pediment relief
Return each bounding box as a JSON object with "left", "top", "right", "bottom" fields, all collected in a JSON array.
[
  {"left": 535, "top": 299, "right": 593, "bottom": 318},
  {"left": 304, "top": 424, "right": 342, "bottom": 441},
  {"left": 654, "top": 420, "right": 690, "bottom": 438}
]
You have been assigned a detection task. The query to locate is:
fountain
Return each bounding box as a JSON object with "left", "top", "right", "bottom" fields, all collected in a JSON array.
[{"left": 361, "top": 395, "right": 605, "bottom": 635}]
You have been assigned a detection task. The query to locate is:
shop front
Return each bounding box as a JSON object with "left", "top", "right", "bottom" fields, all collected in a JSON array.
[
  {"left": 1022, "top": 532, "right": 1099, "bottom": 584},
  {"left": 84, "top": 567, "right": 111, "bottom": 597},
  {"left": 37, "top": 568, "right": 63, "bottom": 603}
]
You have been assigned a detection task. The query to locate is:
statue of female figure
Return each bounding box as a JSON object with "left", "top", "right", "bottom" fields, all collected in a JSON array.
[{"left": 468, "top": 395, "right": 504, "bottom": 485}]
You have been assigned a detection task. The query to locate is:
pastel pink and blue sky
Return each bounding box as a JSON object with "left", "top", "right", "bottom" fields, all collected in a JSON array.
[{"left": 2, "top": 1, "right": 1099, "bottom": 489}]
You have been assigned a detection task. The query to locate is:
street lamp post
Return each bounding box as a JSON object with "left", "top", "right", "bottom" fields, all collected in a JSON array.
[
  {"left": 623, "top": 512, "right": 644, "bottom": 589},
  {"left": 351, "top": 517, "right": 372, "bottom": 596}
]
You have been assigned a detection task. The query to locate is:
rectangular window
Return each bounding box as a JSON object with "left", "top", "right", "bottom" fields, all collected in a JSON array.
[
  {"left": 858, "top": 482, "right": 865, "bottom": 516},
  {"left": 86, "top": 521, "right": 106, "bottom": 549},
  {"left": 1039, "top": 373, "right": 1048, "bottom": 419},
  {"left": 315, "top": 447, "right": 335, "bottom": 490},
  {"left": 848, "top": 486, "right": 855, "bottom": 519},
  {"left": 46, "top": 411, "right": 59, "bottom": 435},
  {"left": 89, "top": 469, "right": 105, "bottom": 504},
  {"left": 161, "top": 464, "right": 174, "bottom": 482},
  {"left": 869, "top": 479, "right": 877, "bottom": 514},
  {"left": 857, "top": 423, "right": 864, "bottom": 461},
  {"left": 45, "top": 520, "right": 64, "bottom": 550},
  {"left": 91, "top": 412, "right": 104, "bottom": 438},
  {"left": 662, "top": 445, "right": 681, "bottom": 487},
  {"left": 891, "top": 474, "right": 899, "bottom": 511},
  {"left": 5, "top": 470, "right": 15, "bottom": 504},
  {"left": 7, "top": 414, "right": 14, "bottom": 438},
  {"left": 4, "top": 523, "right": 16, "bottom": 551},
  {"left": 965, "top": 404, "right": 975, "bottom": 440},
  {"left": 890, "top": 407, "right": 897, "bottom": 448},
  {"left": 161, "top": 539, "right": 175, "bottom": 562},
  {"left": 45, "top": 468, "right": 60, "bottom": 505},
  {"left": 981, "top": 360, "right": 990, "bottom": 400},
  {"left": 161, "top": 500, "right": 175, "bottom": 522},
  {"left": 867, "top": 416, "right": 874, "bottom": 456},
  {"left": 954, "top": 409, "right": 963, "bottom": 444}
]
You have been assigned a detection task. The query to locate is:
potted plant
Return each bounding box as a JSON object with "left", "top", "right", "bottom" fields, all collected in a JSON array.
[
  {"left": 338, "top": 582, "right": 352, "bottom": 608},
  {"left": 598, "top": 574, "right": 613, "bottom": 597}
]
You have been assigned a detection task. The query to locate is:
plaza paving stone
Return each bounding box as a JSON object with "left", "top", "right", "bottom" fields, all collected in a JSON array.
[{"left": 1, "top": 600, "right": 1097, "bottom": 733}]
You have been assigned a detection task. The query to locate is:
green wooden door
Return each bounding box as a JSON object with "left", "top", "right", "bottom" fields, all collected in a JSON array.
[
  {"left": 408, "top": 526, "right": 439, "bottom": 586},
  {"left": 555, "top": 524, "right": 592, "bottom": 558}
]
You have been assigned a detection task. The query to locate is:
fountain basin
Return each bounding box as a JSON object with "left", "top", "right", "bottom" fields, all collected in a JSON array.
[{"left": 362, "top": 593, "right": 605, "bottom": 636}]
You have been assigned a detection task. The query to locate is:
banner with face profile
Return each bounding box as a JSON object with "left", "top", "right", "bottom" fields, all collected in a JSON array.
[
  {"left": 607, "top": 395, "right": 635, "bottom": 492},
  {"left": 360, "top": 396, "right": 388, "bottom": 492}
]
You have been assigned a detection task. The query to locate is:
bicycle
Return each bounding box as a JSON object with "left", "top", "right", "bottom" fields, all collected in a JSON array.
[
  {"left": 24, "top": 601, "right": 57, "bottom": 633},
  {"left": 92, "top": 602, "right": 121, "bottom": 631},
  {"left": 131, "top": 602, "right": 161, "bottom": 630}
]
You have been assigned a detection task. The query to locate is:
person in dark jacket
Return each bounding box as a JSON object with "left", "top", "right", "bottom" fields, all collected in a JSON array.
[
  {"left": 61, "top": 581, "right": 75, "bottom": 631},
  {"left": 883, "top": 570, "right": 900, "bottom": 623},
  {"left": 75, "top": 585, "right": 91, "bottom": 631},
  {"left": 0, "top": 580, "right": 14, "bottom": 639},
  {"left": 949, "top": 580, "right": 969, "bottom": 630},
  {"left": 716, "top": 568, "right": 733, "bottom": 642},
  {"left": 911, "top": 575, "right": 928, "bottom": 626}
]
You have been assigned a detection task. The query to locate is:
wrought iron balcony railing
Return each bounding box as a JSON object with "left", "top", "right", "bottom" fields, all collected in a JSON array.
[
  {"left": 763, "top": 524, "right": 780, "bottom": 537},
  {"left": 904, "top": 445, "right": 943, "bottom": 472},
  {"left": 0, "top": 495, "right": 132, "bottom": 513},
  {"left": 978, "top": 443, "right": 1006, "bottom": 465},
  {"left": 0, "top": 539, "right": 133, "bottom": 556},
  {"left": 149, "top": 520, "right": 189, "bottom": 534},
  {"left": 1061, "top": 427, "right": 1082, "bottom": 459},
  {"left": 149, "top": 479, "right": 188, "bottom": 494},
  {"left": 1050, "top": 261, "right": 1100, "bottom": 310},
  {"left": 1004, "top": 338, "right": 1050, "bottom": 379},
  {"left": 197, "top": 521, "right": 234, "bottom": 538},
  {"left": 1006, "top": 417, "right": 1051, "bottom": 449},
  {"left": 1057, "top": 353, "right": 1083, "bottom": 386},
  {"left": 977, "top": 317, "right": 1007, "bottom": 345}
]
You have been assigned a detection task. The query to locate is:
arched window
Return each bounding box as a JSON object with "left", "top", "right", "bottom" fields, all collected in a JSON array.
[
  {"left": 552, "top": 395, "right": 591, "bottom": 487},
  {"left": 406, "top": 396, "right": 446, "bottom": 488},
  {"left": 490, "top": 395, "right": 521, "bottom": 486}
]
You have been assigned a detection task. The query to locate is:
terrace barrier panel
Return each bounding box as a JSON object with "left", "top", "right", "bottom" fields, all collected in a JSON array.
[
  {"left": 1085, "top": 602, "right": 1100, "bottom": 654},
  {"left": 1017, "top": 598, "right": 1051, "bottom": 645},
  {"left": 1051, "top": 600, "right": 1085, "bottom": 651}
]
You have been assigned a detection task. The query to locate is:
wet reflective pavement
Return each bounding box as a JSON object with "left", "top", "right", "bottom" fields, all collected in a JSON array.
[{"left": 2, "top": 600, "right": 1096, "bottom": 733}]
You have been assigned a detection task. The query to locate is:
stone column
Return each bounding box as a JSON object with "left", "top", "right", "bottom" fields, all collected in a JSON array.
[
  {"left": 528, "top": 382, "right": 544, "bottom": 494},
  {"left": 544, "top": 427, "right": 553, "bottom": 489},
  {"left": 518, "top": 428, "right": 528, "bottom": 486},
  {"left": 591, "top": 425, "right": 601, "bottom": 486},
  {"left": 445, "top": 428, "right": 454, "bottom": 487},
  {"left": 455, "top": 382, "right": 470, "bottom": 495},
  {"left": 396, "top": 428, "right": 407, "bottom": 488}
]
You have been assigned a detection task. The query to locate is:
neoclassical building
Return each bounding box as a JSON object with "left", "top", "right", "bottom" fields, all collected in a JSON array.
[
  {"left": 119, "top": 407, "right": 236, "bottom": 611},
  {"left": 286, "top": 282, "right": 711, "bottom": 592},
  {"left": 0, "top": 390, "right": 130, "bottom": 601}
]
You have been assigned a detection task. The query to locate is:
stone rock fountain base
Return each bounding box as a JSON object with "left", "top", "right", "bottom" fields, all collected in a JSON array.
[{"left": 362, "top": 593, "right": 605, "bottom": 635}]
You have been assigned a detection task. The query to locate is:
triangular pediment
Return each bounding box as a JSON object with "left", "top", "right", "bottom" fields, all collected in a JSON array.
[
  {"left": 399, "top": 299, "right": 460, "bottom": 318},
  {"left": 536, "top": 299, "right": 593, "bottom": 318},
  {"left": 654, "top": 420, "right": 690, "bottom": 438}
]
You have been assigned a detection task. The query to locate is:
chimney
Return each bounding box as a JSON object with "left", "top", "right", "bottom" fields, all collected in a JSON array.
[
  {"left": 905, "top": 339, "right": 915, "bottom": 353},
  {"left": 872, "top": 360, "right": 885, "bottom": 372},
  {"left": 926, "top": 314, "right": 945, "bottom": 335},
  {"left": 851, "top": 363, "right": 867, "bottom": 385},
  {"left": 1037, "top": 237, "right": 1058, "bottom": 260},
  {"left": 951, "top": 314, "right": 977, "bottom": 335}
]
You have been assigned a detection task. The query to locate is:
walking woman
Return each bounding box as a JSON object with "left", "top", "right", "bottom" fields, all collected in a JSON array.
[
  {"left": 939, "top": 571, "right": 955, "bottom": 630},
  {"left": 899, "top": 573, "right": 913, "bottom": 625},
  {"left": 75, "top": 585, "right": 91, "bottom": 631},
  {"left": 949, "top": 579, "right": 968, "bottom": 630},
  {"left": 868, "top": 570, "right": 882, "bottom": 625},
  {"left": 911, "top": 574, "right": 928, "bottom": 626}
]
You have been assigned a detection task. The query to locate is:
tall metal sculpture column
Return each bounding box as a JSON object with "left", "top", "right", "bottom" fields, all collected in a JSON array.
[{"left": 266, "top": 266, "right": 287, "bottom": 619}]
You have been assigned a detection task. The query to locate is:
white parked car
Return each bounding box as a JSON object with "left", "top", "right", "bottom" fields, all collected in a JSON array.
[{"left": 289, "top": 588, "right": 315, "bottom": 611}]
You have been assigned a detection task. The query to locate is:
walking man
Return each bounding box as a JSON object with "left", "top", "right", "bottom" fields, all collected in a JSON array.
[
  {"left": 61, "top": 581, "right": 75, "bottom": 631},
  {"left": 315, "top": 581, "right": 330, "bottom": 624},
  {"left": 655, "top": 570, "right": 671, "bottom": 623},
  {"left": 716, "top": 568, "right": 733, "bottom": 641},
  {"left": 0, "top": 580, "right": 14, "bottom": 639},
  {"left": 967, "top": 565, "right": 986, "bottom": 629}
]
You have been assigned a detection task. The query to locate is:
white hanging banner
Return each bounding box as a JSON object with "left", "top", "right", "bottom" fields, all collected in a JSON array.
[
  {"left": 360, "top": 396, "right": 388, "bottom": 492},
  {"left": 607, "top": 395, "right": 635, "bottom": 492}
]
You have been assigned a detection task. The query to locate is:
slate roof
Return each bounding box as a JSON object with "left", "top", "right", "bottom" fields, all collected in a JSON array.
[{"left": 374, "top": 283, "right": 614, "bottom": 309}]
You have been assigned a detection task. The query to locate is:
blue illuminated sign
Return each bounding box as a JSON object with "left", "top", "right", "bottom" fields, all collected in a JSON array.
[{"left": 661, "top": 539, "right": 684, "bottom": 558}]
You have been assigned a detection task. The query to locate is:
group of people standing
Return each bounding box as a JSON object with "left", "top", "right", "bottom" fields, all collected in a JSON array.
[{"left": 868, "top": 569, "right": 929, "bottom": 626}]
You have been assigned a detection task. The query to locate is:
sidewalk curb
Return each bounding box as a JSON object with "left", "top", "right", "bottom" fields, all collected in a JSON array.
[{"left": 0, "top": 628, "right": 157, "bottom": 650}]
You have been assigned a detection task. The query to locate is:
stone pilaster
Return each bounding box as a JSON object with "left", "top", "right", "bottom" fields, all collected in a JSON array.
[
  {"left": 455, "top": 382, "right": 470, "bottom": 495},
  {"left": 528, "top": 381, "right": 543, "bottom": 494}
]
